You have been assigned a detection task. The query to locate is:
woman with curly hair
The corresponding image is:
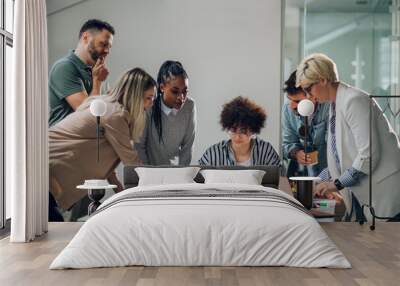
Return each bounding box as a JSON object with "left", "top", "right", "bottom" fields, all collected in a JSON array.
[{"left": 199, "top": 96, "right": 280, "bottom": 166}]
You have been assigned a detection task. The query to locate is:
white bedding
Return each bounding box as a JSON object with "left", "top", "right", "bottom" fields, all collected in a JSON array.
[{"left": 50, "top": 183, "right": 351, "bottom": 269}]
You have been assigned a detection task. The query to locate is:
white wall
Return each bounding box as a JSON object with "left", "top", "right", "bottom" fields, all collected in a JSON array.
[{"left": 47, "top": 0, "right": 283, "bottom": 163}]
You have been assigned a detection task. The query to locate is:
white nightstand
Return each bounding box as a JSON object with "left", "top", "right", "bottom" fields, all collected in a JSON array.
[{"left": 77, "top": 182, "right": 117, "bottom": 215}]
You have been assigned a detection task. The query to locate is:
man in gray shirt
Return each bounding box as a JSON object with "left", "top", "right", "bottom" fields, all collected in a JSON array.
[{"left": 135, "top": 61, "right": 196, "bottom": 165}]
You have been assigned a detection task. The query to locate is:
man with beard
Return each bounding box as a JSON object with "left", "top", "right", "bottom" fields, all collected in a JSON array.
[
  {"left": 48, "top": 19, "right": 114, "bottom": 127},
  {"left": 48, "top": 19, "right": 114, "bottom": 221},
  {"left": 282, "top": 71, "right": 329, "bottom": 177}
]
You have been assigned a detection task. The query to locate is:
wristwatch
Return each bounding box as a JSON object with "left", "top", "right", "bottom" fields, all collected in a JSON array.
[{"left": 334, "top": 179, "right": 344, "bottom": 190}]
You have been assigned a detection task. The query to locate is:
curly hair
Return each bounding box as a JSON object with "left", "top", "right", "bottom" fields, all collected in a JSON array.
[{"left": 220, "top": 96, "right": 266, "bottom": 134}]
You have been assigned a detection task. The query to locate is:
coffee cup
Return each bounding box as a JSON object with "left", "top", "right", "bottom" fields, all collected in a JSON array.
[
  {"left": 307, "top": 150, "right": 319, "bottom": 166},
  {"left": 289, "top": 176, "right": 321, "bottom": 209}
]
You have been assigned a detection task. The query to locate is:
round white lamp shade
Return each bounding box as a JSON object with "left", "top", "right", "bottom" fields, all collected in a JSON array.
[
  {"left": 90, "top": 99, "right": 107, "bottom": 117},
  {"left": 297, "top": 99, "right": 315, "bottom": 117}
]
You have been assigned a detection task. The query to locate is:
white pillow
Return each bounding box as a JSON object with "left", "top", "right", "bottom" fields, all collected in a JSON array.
[
  {"left": 200, "top": 169, "right": 266, "bottom": 185},
  {"left": 135, "top": 167, "right": 201, "bottom": 186}
]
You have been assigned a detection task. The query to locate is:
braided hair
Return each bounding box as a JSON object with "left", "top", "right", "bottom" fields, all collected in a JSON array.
[{"left": 152, "top": 60, "right": 188, "bottom": 143}]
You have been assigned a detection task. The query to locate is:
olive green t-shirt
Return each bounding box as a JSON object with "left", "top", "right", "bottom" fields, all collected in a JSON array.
[{"left": 48, "top": 50, "right": 93, "bottom": 127}]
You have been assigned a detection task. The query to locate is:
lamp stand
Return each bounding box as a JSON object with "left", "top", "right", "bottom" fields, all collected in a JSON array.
[
  {"left": 96, "top": 116, "right": 100, "bottom": 163},
  {"left": 88, "top": 188, "right": 106, "bottom": 215},
  {"left": 358, "top": 95, "right": 400, "bottom": 230},
  {"left": 304, "top": 116, "right": 308, "bottom": 166}
]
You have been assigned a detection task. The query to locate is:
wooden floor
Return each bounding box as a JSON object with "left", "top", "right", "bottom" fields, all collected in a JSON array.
[{"left": 0, "top": 222, "right": 399, "bottom": 286}]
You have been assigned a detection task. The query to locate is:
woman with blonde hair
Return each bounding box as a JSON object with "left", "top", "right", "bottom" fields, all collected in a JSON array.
[
  {"left": 49, "top": 68, "right": 156, "bottom": 221},
  {"left": 296, "top": 53, "right": 400, "bottom": 222}
]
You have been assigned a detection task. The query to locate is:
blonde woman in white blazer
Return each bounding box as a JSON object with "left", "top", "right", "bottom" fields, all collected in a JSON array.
[{"left": 295, "top": 53, "right": 400, "bottom": 221}]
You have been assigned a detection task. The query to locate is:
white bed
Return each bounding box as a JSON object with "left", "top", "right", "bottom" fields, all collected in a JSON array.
[{"left": 50, "top": 183, "right": 351, "bottom": 269}]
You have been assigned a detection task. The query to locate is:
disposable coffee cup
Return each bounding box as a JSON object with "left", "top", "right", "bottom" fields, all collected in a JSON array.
[
  {"left": 289, "top": 176, "right": 321, "bottom": 209},
  {"left": 308, "top": 150, "right": 319, "bottom": 166}
]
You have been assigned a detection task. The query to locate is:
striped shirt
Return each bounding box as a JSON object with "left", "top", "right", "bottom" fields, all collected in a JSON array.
[{"left": 198, "top": 137, "right": 280, "bottom": 166}]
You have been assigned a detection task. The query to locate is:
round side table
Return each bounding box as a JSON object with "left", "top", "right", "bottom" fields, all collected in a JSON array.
[{"left": 76, "top": 184, "right": 117, "bottom": 215}]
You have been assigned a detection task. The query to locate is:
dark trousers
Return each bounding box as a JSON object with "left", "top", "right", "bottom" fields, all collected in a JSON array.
[
  {"left": 70, "top": 195, "right": 91, "bottom": 221},
  {"left": 48, "top": 192, "right": 64, "bottom": 222},
  {"left": 344, "top": 193, "right": 366, "bottom": 222}
]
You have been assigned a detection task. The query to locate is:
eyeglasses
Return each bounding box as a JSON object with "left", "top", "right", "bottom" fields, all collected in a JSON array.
[
  {"left": 302, "top": 83, "right": 315, "bottom": 95},
  {"left": 301, "top": 60, "right": 317, "bottom": 95},
  {"left": 228, "top": 128, "right": 253, "bottom": 137}
]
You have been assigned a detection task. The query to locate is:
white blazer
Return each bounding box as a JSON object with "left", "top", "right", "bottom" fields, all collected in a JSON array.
[{"left": 328, "top": 82, "right": 400, "bottom": 220}]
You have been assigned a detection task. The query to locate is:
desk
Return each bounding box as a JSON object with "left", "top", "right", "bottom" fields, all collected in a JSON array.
[{"left": 279, "top": 176, "right": 345, "bottom": 220}]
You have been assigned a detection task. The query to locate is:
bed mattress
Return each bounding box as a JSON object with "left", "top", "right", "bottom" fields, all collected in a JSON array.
[{"left": 50, "top": 183, "right": 350, "bottom": 269}]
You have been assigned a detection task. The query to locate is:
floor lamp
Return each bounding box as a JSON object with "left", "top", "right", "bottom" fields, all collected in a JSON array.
[
  {"left": 297, "top": 99, "right": 315, "bottom": 158},
  {"left": 90, "top": 99, "right": 107, "bottom": 162},
  {"left": 289, "top": 99, "right": 316, "bottom": 210}
]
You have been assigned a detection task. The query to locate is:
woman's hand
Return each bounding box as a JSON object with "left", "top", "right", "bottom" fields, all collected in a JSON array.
[
  {"left": 314, "top": 181, "right": 338, "bottom": 199},
  {"left": 115, "top": 184, "right": 124, "bottom": 193},
  {"left": 107, "top": 171, "right": 124, "bottom": 193}
]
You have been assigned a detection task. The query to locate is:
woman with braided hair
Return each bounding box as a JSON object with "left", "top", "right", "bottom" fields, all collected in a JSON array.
[{"left": 136, "top": 60, "right": 197, "bottom": 165}]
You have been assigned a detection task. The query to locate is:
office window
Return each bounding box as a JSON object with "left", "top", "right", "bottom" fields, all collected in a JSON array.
[
  {"left": 1, "top": 0, "right": 14, "bottom": 230},
  {"left": 283, "top": 0, "right": 400, "bottom": 134},
  {"left": 283, "top": 0, "right": 393, "bottom": 94}
]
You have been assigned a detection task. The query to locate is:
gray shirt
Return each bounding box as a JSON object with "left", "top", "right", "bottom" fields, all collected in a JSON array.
[{"left": 135, "top": 97, "right": 196, "bottom": 165}]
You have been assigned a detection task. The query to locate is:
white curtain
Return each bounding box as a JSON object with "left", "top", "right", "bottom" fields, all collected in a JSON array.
[{"left": 8, "top": 0, "right": 48, "bottom": 242}]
